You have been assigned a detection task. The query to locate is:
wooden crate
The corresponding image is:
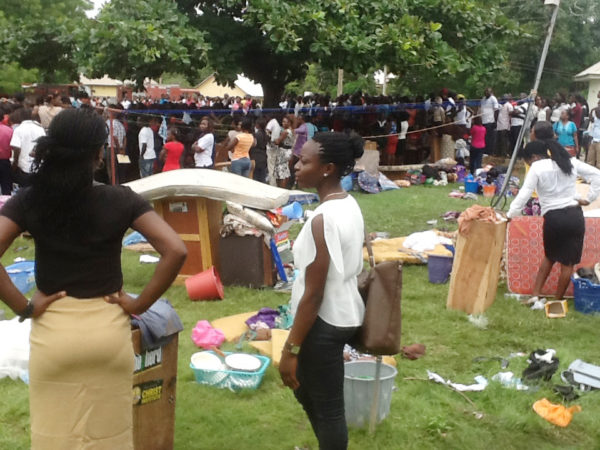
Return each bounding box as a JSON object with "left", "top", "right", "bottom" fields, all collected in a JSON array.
[
  {"left": 446, "top": 220, "right": 507, "bottom": 315},
  {"left": 153, "top": 196, "right": 223, "bottom": 283},
  {"left": 132, "top": 329, "right": 179, "bottom": 450}
]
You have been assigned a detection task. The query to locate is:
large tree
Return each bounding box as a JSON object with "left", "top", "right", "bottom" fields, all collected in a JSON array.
[
  {"left": 76, "top": 0, "right": 209, "bottom": 89},
  {"left": 497, "top": 0, "right": 600, "bottom": 97},
  {"left": 0, "top": 0, "right": 91, "bottom": 83},
  {"left": 84, "top": 0, "right": 520, "bottom": 105}
]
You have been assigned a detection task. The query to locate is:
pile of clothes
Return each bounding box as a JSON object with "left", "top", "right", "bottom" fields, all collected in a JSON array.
[{"left": 576, "top": 264, "right": 600, "bottom": 285}]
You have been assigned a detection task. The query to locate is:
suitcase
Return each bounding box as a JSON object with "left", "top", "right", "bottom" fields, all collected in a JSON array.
[{"left": 219, "top": 235, "right": 276, "bottom": 288}]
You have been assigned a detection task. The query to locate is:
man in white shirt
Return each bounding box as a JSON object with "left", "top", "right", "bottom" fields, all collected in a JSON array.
[
  {"left": 120, "top": 97, "right": 131, "bottom": 110},
  {"left": 138, "top": 118, "right": 159, "bottom": 178},
  {"left": 510, "top": 94, "right": 528, "bottom": 154},
  {"left": 265, "top": 116, "right": 282, "bottom": 186},
  {"left": 10, "top": 109, "right": 45, "bottom": 187},
  {"left": 496, "top": 94, "right": 513, "bottom": 157},
  {"left": 480, "top": 87, "right": 500, "bottom": 155},
  {"left": 588, "top": 100, "right": 600, "bottom": 169}
]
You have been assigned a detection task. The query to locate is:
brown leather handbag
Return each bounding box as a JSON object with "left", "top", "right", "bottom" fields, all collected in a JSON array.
[{"left": 355, "top": 232, "right": 403, "bottom": 356}]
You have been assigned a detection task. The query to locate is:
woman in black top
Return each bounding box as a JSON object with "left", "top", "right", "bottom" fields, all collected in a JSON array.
[
  {"left": 251, "top": 117, "right": 269, "bottom": 183},
  {"left": 0, "top": 108, "right": 187, "bottom": 449}
]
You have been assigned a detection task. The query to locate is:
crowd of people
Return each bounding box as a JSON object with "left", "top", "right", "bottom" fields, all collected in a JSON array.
[{"left": 1, "top": 86, "right": 599, "bottom": 192}]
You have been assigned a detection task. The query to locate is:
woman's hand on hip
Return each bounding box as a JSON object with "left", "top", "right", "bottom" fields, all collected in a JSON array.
[
  {"left": 104, "top": 290, "right": 141, "bottom": 315},
  {"left": 31, "top": 290, "right": 67, "bottom": 318},
  {"left": 279, "top": 351, "right": 300, "bottom": 390},
  {"left": 578, "top": 199, "right": 590, "bottom": 206}
]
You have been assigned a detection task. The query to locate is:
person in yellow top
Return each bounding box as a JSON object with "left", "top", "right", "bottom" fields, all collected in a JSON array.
[{"left": 226, "top": 117, "right": 256, "bottom": 177}]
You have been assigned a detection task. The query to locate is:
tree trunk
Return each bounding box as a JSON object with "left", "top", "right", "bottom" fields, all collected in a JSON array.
[{"left": 261, "top": 81, "right": 286, "bottom": 109}]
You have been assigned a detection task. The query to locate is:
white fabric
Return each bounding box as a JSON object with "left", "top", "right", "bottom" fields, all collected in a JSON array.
[
  {"left": 403, "top": 230, "right": 452, "bottom": 253},
  {"left": 124, "top": 168, "right": 290, "bottom": 210},
  {"left": 138, "top": 126, "right": 156, "bottom": 160},
  {"left": 508, "top": 158, "right": 600, "bottom": 218},
  {"left": 537, "top": 106, "right": 550, "bottom": 122},
  {"left": 456, "top": 105, "right": 468, "bottom": 126},
  {"left": 399, "top": 121, "right": 409, "bottom": 140},
  {"left": 590, "top": 111, "right": 600, "bottom": 142},
  {"left": 266, "top": 118, "right": 281, "bottom": 142},
  {"left": 550, "top": 103, "right": 569, "bottom": 123},
  {"left": 194, "top": 133, "right": 214, "bottom": 168},
  {"left": 511, "top": 103, "right": 527, "bottom": 127},
  {"left": 480, "top": 95, "right": 499, "bottom": 124},
  {"left": 497, "top": 102, "right": 513, "bottom": 131},
  {"left": 0, "top": 317, "right": 31, "bottom": 381},
  {"left": 290, "top": 196, "right": 365, "bottom": 328},
  {"left": 10, "top": 120, "right": 45, "bottom": 173}
]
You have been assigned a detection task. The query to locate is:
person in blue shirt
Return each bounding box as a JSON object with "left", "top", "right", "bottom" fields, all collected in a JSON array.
[{"left": 553, "top": 110, "right": 578, "bottom": 157}]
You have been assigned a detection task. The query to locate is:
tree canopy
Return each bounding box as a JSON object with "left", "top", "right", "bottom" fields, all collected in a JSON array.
[
  {"left": 0, "top": 0, "right": 91, "bottom": 83},
  {"left": 1, "top": 0, "right": 599, "bottom": 101}
]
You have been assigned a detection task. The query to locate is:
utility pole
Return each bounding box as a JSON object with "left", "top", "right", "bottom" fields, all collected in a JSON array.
[
  {"left": 337, "top": 69, "right": 344, "bottom": 97},
  {"left": 494, "top": 0, "right": 562, "bottom": 207}
]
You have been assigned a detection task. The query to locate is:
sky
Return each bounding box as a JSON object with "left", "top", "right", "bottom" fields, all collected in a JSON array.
[{"left": 86, "top": 0, "right": 108, "bottom": 18}]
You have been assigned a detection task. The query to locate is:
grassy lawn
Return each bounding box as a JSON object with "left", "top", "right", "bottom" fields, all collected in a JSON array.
[{"left": 2, "top": 185, "right": 600, "bottom": 449}]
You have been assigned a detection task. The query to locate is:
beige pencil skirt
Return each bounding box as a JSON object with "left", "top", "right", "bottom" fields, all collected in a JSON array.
[{"left": 29, "top": 296, "right": 134, "bottom": 450}]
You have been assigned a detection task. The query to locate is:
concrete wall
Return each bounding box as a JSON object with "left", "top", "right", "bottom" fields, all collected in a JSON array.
[
  {"left": 87, "top": 85, "right": 118, "bottom": 99},
  {"left": 197, "top": 78, "right": 247, "bottom": 98},
  {"left": 587, "top": 80, "right": 600, "bottom": 110}
]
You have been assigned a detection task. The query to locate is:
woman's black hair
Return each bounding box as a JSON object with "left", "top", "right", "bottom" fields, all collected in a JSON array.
[
  {"left": 29, "top": 108, "right": 108, "bottom": 239},
  {"left": 312, "top": 132, "right": 364, "bottom": 177},
  {"left": 529, "top": 121, "right": 573, "bottom": 175},
  {"left": 241, "top": 117, "right": 253, "bottom": 132}
]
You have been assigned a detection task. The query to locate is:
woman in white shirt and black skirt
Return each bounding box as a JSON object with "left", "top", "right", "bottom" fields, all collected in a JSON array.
[
  {"left": 279, "top": 132, "right": 365, "bottom": 450},
  {"left": 508, "top": 121, "right": 600, "bottom": 303}
]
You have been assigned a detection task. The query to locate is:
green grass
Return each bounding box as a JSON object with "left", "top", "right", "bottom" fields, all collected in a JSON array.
[{"left": 2, "top": 186, "right": 600, "bottom": 449}]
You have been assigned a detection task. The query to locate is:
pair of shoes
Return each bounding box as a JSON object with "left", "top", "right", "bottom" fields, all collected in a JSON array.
[
  {"left": 531, "top": 298, "right": 547, "bottom": 310},
  {"left": 521, "top": 296, "right": 544, "bottom": 306}
]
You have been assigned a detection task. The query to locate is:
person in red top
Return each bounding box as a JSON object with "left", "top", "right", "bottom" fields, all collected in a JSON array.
[
  {"left": 0, "top": 118, "right": 13, "bottom": 194},
  {"left": 160, "top": 128, "right": 184, "bottom": 172},
  {"left": 469, "top": 116, "right": 487, "bottom": 175}
]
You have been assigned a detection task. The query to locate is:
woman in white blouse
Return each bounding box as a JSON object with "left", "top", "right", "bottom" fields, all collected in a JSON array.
[
  {"left": 279, "top": 132, "right": 365, "bottom": 450},
  {"left": 508, "top": 121, "right": 600, "bottom": 303}
]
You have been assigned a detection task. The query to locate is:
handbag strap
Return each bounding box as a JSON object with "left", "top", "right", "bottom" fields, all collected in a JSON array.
[{"left": 364, "top": 228, "right": 375, "bottom": 269}]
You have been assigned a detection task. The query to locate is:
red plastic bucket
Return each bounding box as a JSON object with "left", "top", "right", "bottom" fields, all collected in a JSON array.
[{"left": 185, "top": 267, "right": 225, "bottom": 301}]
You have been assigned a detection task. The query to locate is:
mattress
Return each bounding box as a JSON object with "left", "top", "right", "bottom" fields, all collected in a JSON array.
[{"left": 125, "top": 169, "right": 290, "bottom": 210}]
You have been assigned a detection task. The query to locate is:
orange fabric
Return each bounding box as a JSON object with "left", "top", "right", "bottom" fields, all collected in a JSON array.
[
  {"left": 533, "top": 398, "right": 581, "bottom": 427},
  {"left": 232, "top": 132, "right": 254, "bottom": 160},
  {"left": 458, "top": 205, "right": 503, "bottom": 236}
]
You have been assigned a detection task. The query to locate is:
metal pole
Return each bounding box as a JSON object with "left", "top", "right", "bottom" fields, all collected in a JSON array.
[
  {"left": 109, "top": 110, "right": 116, "bottom": 185},
  {"left": 382, "top": 66, "right": 389, "bottom": 96},
  {"left": 368, "top": 356, "right": 383, "bottom": 434},
  {"left": 493, "top": 0, "right": 561, "bottom": 208},
  {"left": 337, "top": 69, "right": 344, "bottom": 97}
]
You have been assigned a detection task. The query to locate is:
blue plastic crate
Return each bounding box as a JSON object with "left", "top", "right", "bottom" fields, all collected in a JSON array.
[
  {"left": 6, "top": 261, "right": 36, "bottom": 294},
  {"left": 190, "top": 351, "right": 270, "bottom": 391},
  {"left": 572, "top": 277, "right": 600, "bottom": 314}
]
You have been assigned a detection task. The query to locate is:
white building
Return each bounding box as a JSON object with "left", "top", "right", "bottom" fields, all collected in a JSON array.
[{"left": 574, "top": 61, "right": 600, "bottom": 108}]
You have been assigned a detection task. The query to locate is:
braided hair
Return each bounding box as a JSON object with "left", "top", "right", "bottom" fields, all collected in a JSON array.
[
  {"left": 530, "top": 121, "right": 573, "bottom": 175},
  {"left": 312, "top": 132, "right": 364, "bottom": 178},
  {"left": 29, "top": 108, "right": 107, "bottom": 239}
]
